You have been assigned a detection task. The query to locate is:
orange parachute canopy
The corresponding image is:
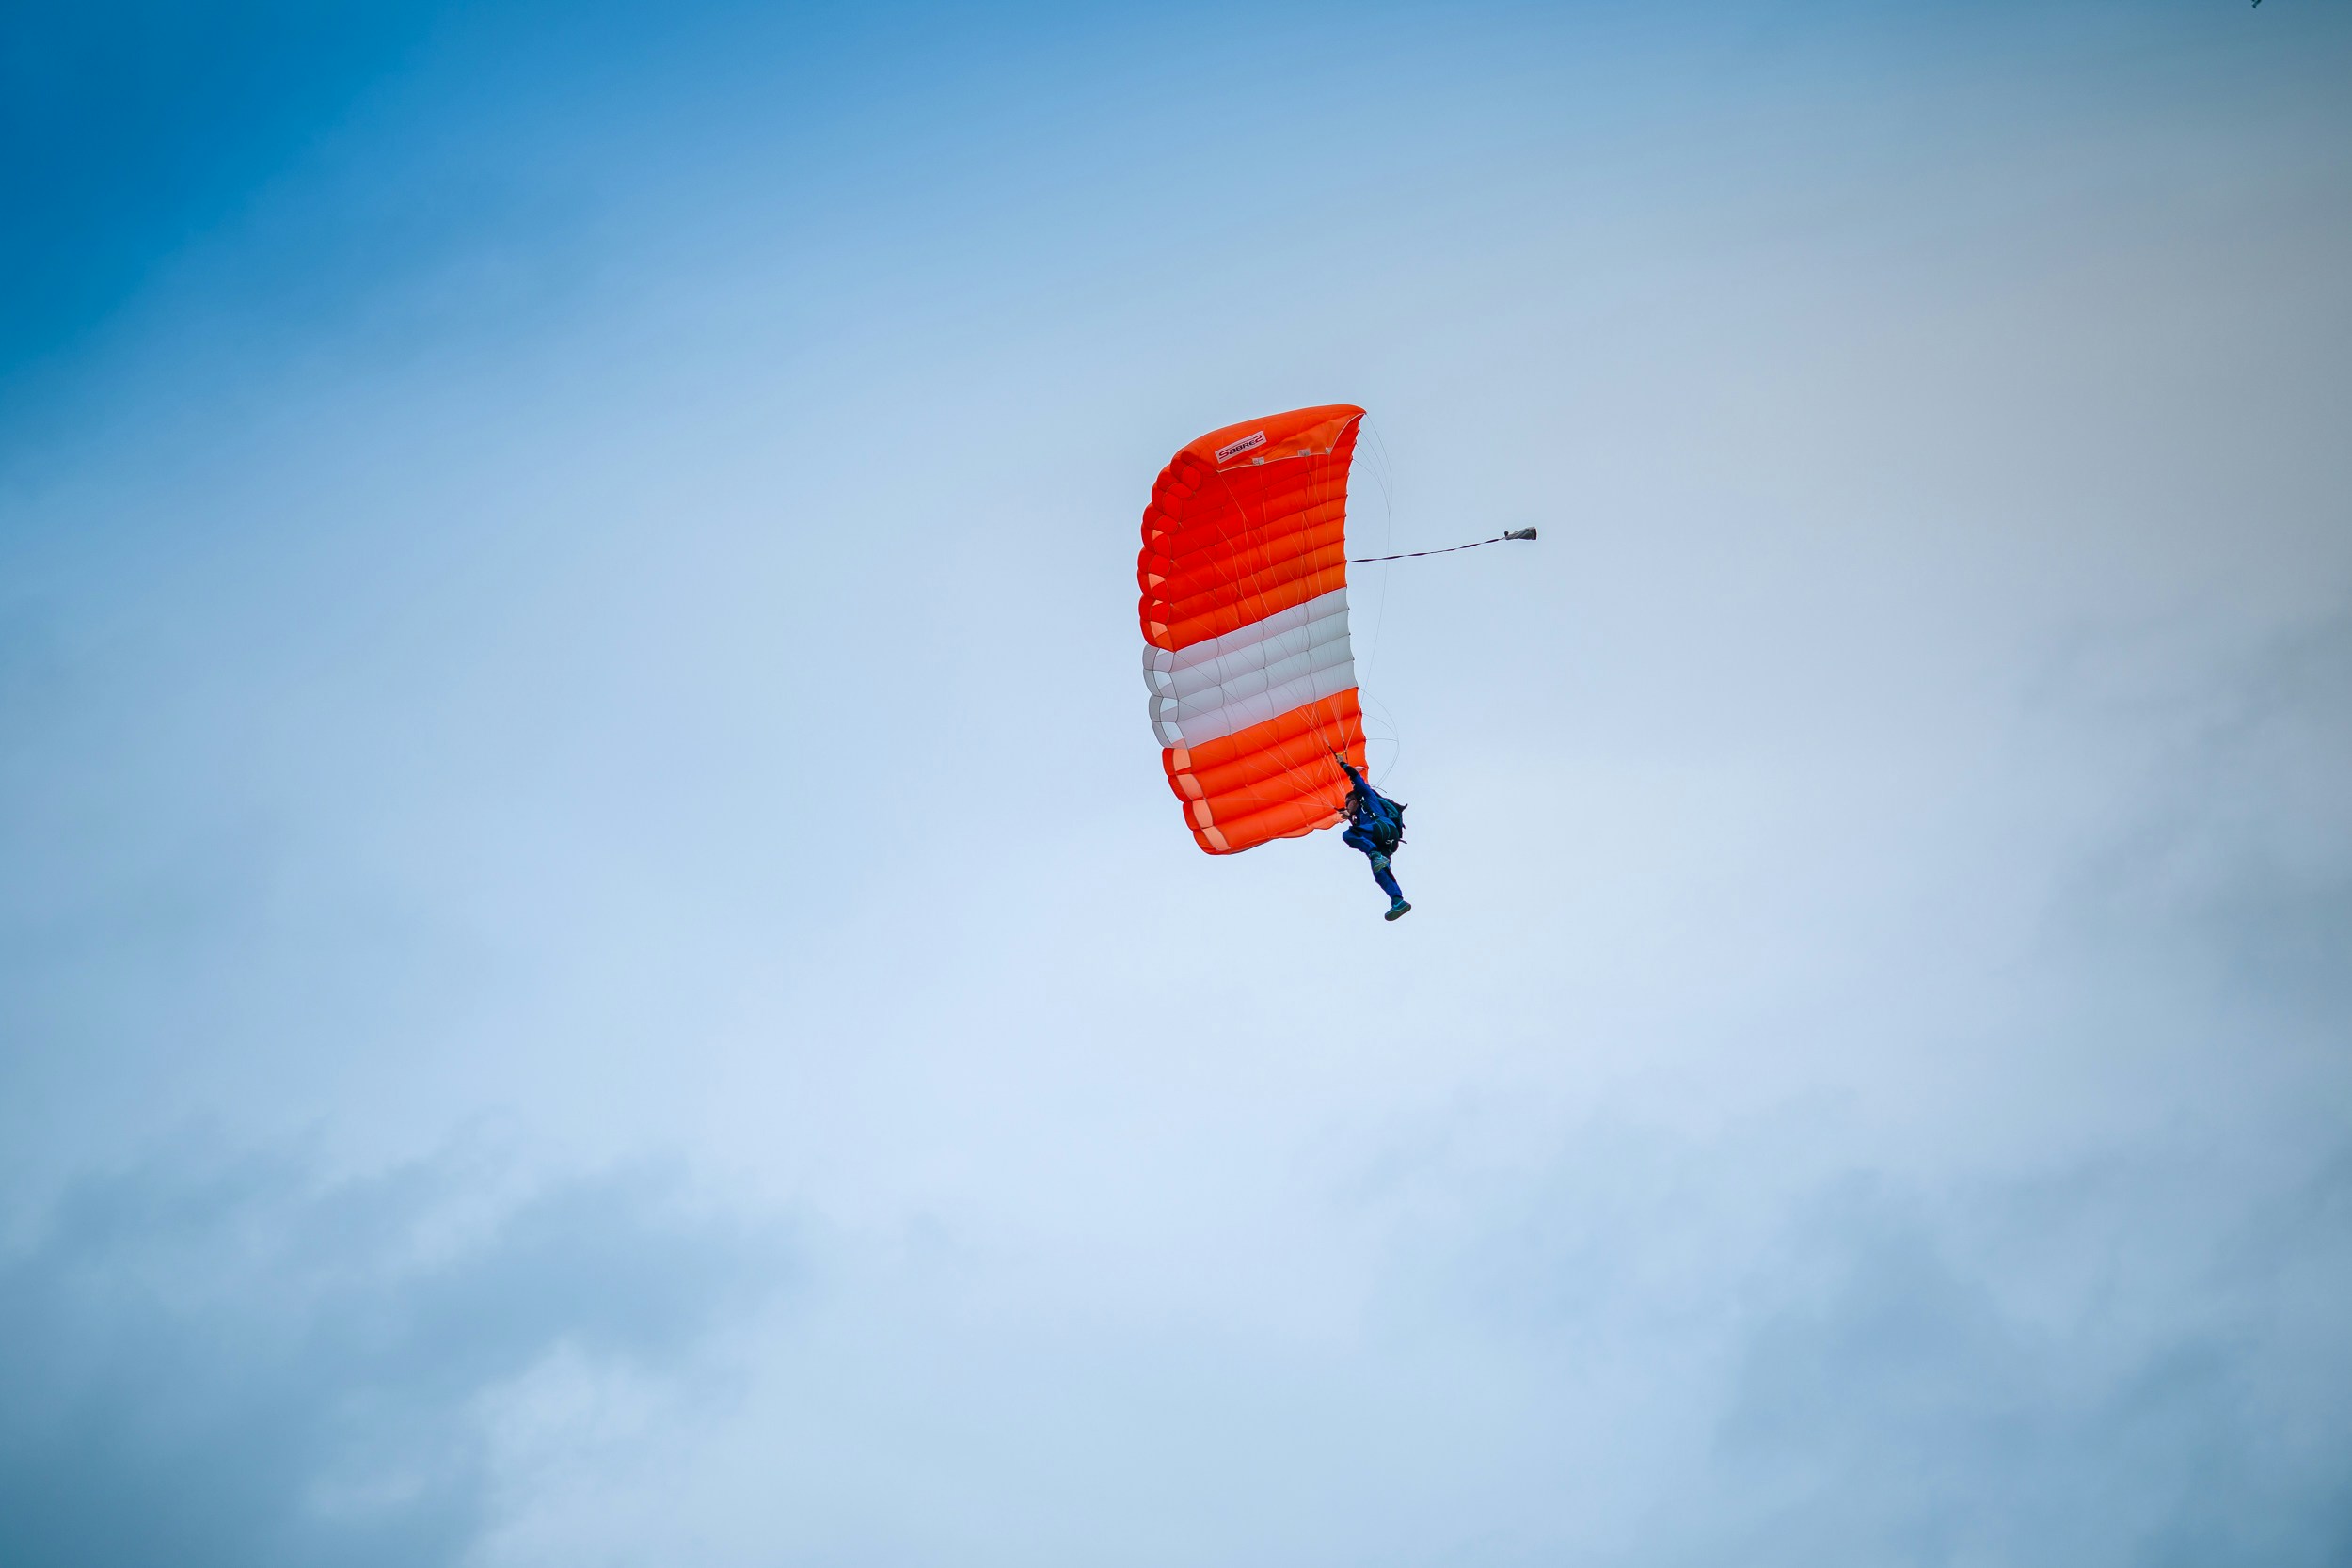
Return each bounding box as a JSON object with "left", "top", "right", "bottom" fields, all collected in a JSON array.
[{"left": 1138, "top": 405, "right": 1369, "bottom": 854}]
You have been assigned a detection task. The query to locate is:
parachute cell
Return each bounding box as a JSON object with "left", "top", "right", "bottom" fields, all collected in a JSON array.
[{"left": 1139, "top": 404, "right": 1369, "bottom": 853}]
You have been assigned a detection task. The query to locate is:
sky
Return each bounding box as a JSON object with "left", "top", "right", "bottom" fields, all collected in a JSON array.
[{"left": 3, "top": 1, "right": 2349, "bottom": 1563}]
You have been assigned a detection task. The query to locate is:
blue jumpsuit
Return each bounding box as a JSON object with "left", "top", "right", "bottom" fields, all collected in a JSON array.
[{"left": 1337, "top": 760, "right": 1407, "bottom": 906}]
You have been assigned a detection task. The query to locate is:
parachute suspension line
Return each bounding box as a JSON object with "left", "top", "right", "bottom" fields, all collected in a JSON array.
[
  {"left": 1297, "top": 416, "right": 1366, "bottom": 812},
  {"left": 1358, "top": 420, "right": 1405, "bottom": 788},
  {"left": 1359, "top": 419, "right": 1395, "bottom": 692},
  {"left": 1349, "top": 528, "right": 1537, "bottom": 563}
]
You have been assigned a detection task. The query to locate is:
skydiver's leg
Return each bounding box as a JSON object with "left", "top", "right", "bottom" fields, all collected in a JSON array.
[{"left": 1344, "top": 828, "right": 1409, "bottom": 916}]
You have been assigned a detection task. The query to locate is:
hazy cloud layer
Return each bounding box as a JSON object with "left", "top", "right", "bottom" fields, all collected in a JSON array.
[
  {"left": 0, "top": 1147, "right": 786, "bottom": 1568},
  {"left": 1703, "top": 1153, "right": 2352, "bottom": 1568}
]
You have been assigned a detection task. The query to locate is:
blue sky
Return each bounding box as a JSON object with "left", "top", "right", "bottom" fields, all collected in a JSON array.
[{"left": 4, "top": 2, "right": 2350, "bottom": 1563}]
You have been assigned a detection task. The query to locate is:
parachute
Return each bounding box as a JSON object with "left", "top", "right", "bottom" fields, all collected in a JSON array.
[{"left": 1138, "top": 404, "right": 1369, "bottom": 854}]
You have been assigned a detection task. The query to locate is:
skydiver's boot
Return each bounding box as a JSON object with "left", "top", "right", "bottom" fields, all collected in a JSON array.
[{"left": 1385, "top": 897, "right": 1412, "bottom": 921}]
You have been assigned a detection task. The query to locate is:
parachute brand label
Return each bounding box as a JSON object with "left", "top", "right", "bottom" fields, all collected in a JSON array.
[{"left": 1138, "top": 405, "right": 1368, "bottom": 854}]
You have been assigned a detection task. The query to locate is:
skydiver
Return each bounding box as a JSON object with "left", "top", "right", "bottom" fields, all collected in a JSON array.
[{"left": 1336, "top": 756, "right": 1411, "bottom": 921}]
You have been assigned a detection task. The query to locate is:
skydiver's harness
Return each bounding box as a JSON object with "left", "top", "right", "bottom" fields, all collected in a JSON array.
[{"left": 1344, "top": 789, "right": 1406, "bottom": 858}]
